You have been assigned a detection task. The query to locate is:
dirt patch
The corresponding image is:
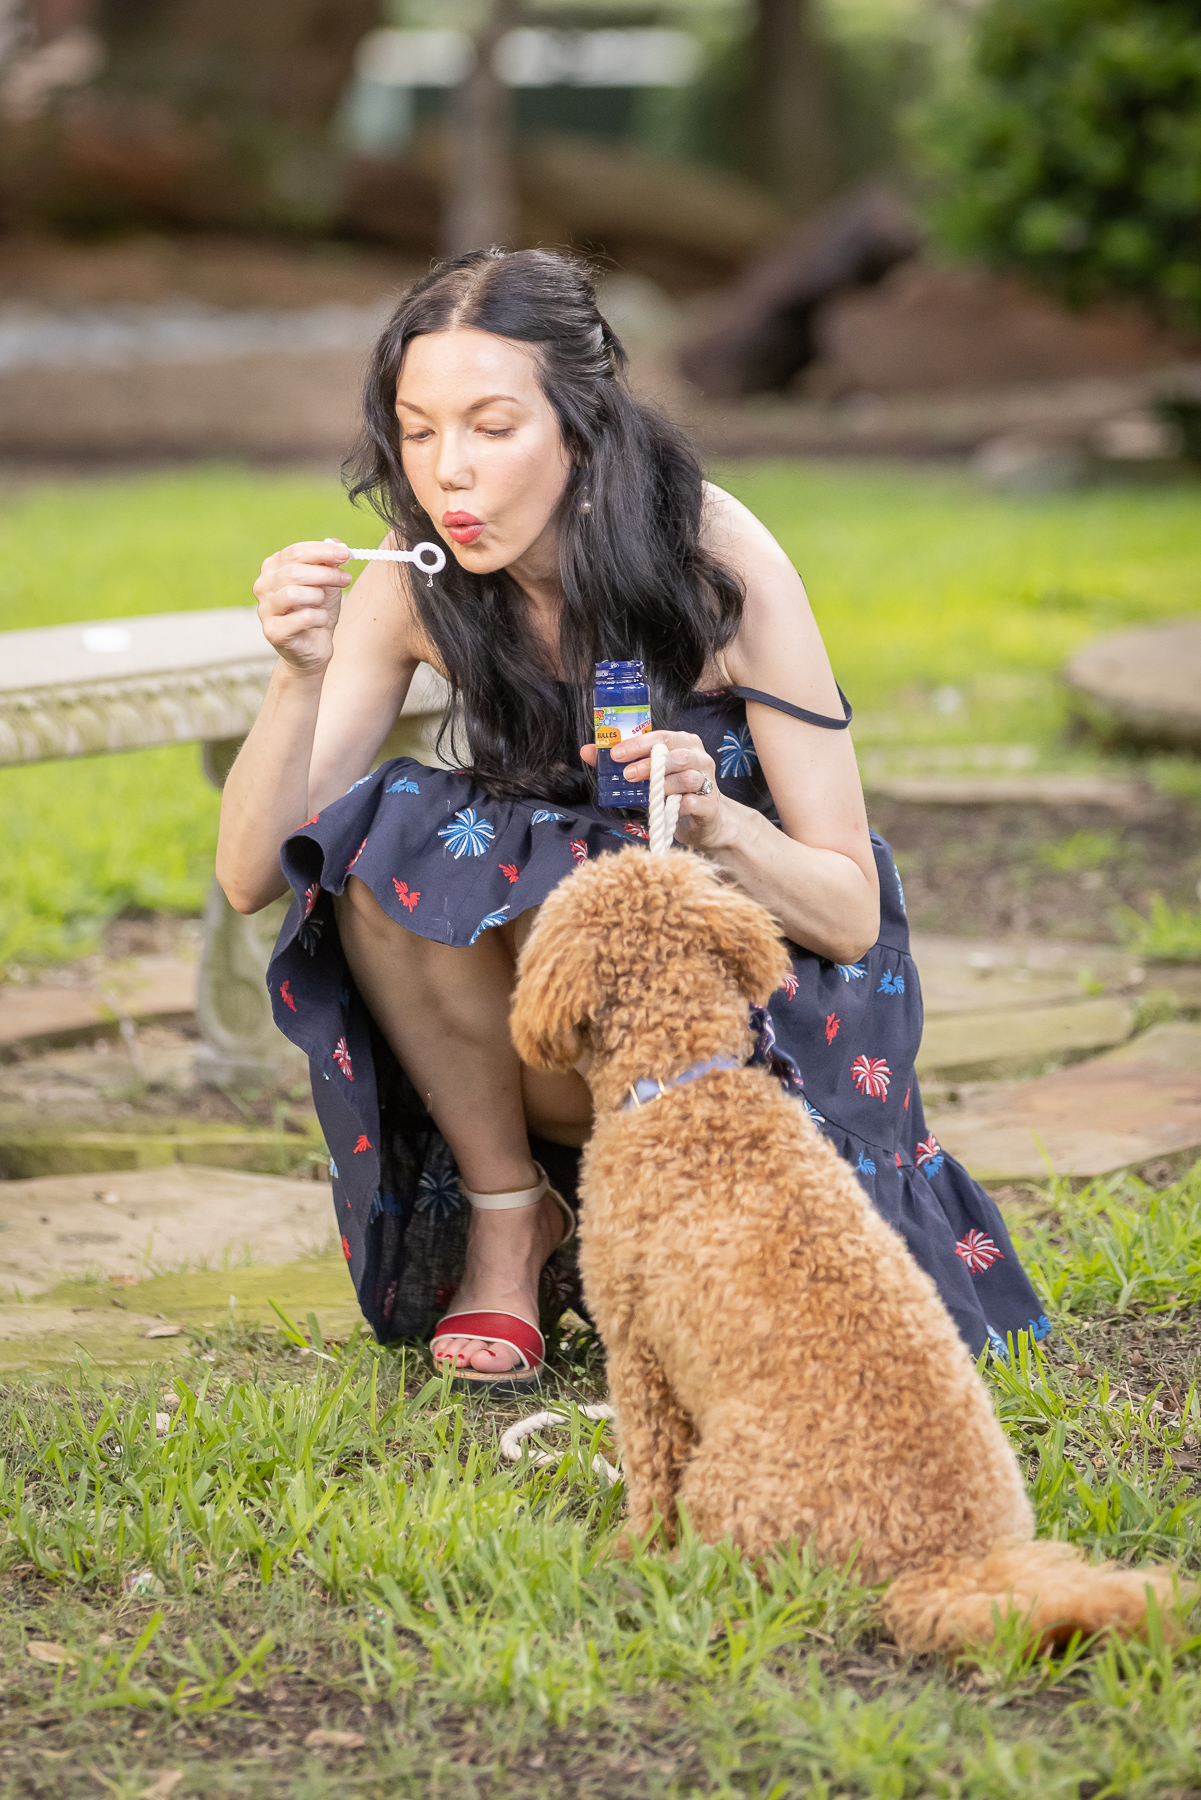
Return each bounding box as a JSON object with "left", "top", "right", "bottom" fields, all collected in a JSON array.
[{"left": 869, "top": 796, "right": 1201, "bottom": 941}]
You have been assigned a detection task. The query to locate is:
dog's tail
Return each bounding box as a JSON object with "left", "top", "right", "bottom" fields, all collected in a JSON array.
[{"left": 882, "top": 1539, "right": 1185, "bottom": 1655}]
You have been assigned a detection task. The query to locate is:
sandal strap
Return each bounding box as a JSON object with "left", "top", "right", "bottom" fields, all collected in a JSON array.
[
  {"left": 460, "top": 1161, "right": 575, "bottom": 1245},
  {"left": 461, "top": 1164, "right": 549, "bottom": 1212},
  {"left": 431, "top": 1310, "right": 546, "bottom": 1373}
]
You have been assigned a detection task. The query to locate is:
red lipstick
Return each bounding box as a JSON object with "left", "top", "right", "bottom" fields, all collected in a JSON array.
[{"left": 442, "top": 510, "right": 484, "bottom": 545}]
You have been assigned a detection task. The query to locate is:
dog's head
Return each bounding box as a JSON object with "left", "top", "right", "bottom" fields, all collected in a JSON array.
[{"left": 510, "top": 848, "right": 790, "bottom": 1093}]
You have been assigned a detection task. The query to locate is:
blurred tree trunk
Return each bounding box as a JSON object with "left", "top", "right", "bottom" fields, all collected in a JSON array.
[
  {"left": 753, "top": 0, "right": 835, "bottom": 215},
  {"left": 441, "top": 0, "right": 517, "bottom": 258}
]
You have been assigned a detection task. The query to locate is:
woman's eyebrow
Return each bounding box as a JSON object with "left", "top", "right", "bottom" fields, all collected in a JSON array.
[{"left": 395, "top": 393, "right": 522, "bottom": 413}]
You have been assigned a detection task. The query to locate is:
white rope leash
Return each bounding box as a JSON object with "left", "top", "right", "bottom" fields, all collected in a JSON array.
[
  {"left": 499, "top": 1404, "right": 619, "bottom": 1486},
  {"left": 648, "top": 739, "right": 681, "bottom": 855}
]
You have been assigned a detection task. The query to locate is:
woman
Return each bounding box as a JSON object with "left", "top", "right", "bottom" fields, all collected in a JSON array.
[{"left": 217, "top": 247, "right": 1048, "bottom": 1393}]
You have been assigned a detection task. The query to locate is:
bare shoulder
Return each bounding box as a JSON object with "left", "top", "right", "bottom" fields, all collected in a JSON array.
[
  {"left": 329, "top": 528, "right": 436, "bottom": 675},
  {"left": 701, "top": 481, "right": 796, "bottom": 576}
]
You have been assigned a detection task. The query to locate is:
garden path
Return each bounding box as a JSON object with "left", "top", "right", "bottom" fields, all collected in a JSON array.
[{"left": 0, "top": 928, "right": 1197, "bottom": 1369}]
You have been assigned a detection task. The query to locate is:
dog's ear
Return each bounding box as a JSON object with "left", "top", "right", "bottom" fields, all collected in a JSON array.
[
  {"left": 510, "top": 899, "right": 600, "bottom": 1071},
  {"left": 687, "top": 879, "right": 791, "bottom": 1004}
]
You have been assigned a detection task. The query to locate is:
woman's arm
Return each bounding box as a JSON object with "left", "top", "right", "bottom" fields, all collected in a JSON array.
[
  {"left": 602, "top": 485, "right": 880, "bottom": 964},
  {"left": 216, "top": 537, "right": 421, "bottom": 914}
]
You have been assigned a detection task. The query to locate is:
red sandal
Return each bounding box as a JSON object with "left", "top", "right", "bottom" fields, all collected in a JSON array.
[{"left": 431, "top": 1163, "right": 574, "bottom": 1396}]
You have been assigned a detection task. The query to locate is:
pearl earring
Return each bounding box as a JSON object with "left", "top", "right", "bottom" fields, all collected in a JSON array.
[{"left": 580, "top": 491, "right": 591, "bottom": 514}]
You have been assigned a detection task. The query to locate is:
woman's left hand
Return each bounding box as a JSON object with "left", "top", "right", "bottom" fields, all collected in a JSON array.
[{"left": 580, "top": 730, "right": 733, "bottom": 851}]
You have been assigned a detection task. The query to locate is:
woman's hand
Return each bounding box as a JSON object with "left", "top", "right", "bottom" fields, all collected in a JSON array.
[
  {"left": 580, "top": 729, "right": 735, "bottom": 852},
  {"left": 252, "top": 539, "right": 354, "bottom": 676}
]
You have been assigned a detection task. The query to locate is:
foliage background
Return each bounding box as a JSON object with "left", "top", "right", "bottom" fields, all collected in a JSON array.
[{"left": 919, "top": 0, "right": 1201, "bottom": 326}]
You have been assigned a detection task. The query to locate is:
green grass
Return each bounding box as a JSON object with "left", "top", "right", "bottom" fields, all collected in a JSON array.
[
  {"left": 1114, "top": 897, "right": 1201, "bottom": 965},
  {"left": 720, "top": 462, "right": 1201, "bottom": 756},
  {"left": 2, "top": 1164, "right": 1201, "bottom": 1796},
  {"left": 2, "top": 461, "right": 1200, "bottom": 966}
]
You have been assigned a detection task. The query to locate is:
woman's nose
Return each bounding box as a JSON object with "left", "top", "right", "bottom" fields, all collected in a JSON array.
[{"left": 435, "top": 431, "right": 472, "bottom": 491}]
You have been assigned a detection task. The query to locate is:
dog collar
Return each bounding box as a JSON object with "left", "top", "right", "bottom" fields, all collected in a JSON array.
[{"left": 622, "top": 1053, "right": 743, "bottom": 1111}]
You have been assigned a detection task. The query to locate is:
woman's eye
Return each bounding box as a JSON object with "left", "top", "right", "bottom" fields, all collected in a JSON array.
[
  {"left": 401, "top": 429, "right": 432, "bottom": 443},
  {"left": 480, "top": 426, "right": 514, "bottom": 439}
]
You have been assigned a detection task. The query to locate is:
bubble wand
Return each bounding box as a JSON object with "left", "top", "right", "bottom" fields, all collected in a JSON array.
[{"left": 326, "top": 538, "right": 447, "bottom": 586}]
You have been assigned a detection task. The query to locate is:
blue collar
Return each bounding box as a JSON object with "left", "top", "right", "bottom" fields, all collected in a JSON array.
[{"left": 622, "top": 1053, "right": 743, "bottom": 1111}]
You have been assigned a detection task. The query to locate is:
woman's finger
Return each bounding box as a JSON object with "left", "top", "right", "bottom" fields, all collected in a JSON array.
[
  {"left": 664, "top": 766, "right": 714, "bottom": 794},
  {"left": 277, "top": 562, "right": 353, "bottom": 593},
  {"left": 609, "top": 728, "right": 700, "bottom": 760},
  {"left": 271, "top": 540, "right": 350, "bottom": 568},
  {"left": 261, "top": 608, "right": 335, "bottom": 641},
  {"left": 676, "top": 789, "right": 719, "bottom": 816},
  {"left": 619, "top": 743, "right": 715, "bottom": 787},
  {"left": 275, "top": 583, "right": 343, "bottom": 609},
  {"left": 254, "top": 554, "right": 352, "bottom": 606}
]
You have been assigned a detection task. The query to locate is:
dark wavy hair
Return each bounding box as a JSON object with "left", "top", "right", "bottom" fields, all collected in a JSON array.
[{"left": 344, "top": 247, "right": 744, "bottom": 804}]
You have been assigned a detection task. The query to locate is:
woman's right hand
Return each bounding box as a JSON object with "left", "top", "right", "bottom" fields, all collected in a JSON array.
[{"left": 253, "top": 539, "right": 353, "bottom": 675}]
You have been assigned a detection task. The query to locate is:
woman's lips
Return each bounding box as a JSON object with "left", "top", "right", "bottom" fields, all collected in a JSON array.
[{"left": 442, "top": 511, "right": 484, "bottom": 545}]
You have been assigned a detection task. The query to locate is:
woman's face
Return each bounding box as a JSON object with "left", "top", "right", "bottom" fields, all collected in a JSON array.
[{"left": 396, "top": 329, "right": 573, "bottom": 577}]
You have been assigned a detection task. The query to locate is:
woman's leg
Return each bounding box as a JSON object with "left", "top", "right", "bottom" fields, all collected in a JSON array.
[{"left": 334, "top": 876, "right": 591, "bottom": 1372}]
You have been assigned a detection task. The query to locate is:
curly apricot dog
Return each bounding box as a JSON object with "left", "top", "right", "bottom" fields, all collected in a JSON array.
[{"left": 510, "top": 847, "right": 1180, "bottom": 1654}]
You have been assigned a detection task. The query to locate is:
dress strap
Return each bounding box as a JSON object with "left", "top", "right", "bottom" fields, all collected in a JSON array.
[{"left": 729, "top": 684, "right": 853, "bottom": 730}]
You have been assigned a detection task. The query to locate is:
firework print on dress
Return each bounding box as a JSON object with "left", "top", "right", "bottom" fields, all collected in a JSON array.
[{"left": 268, "top": 686, "right": 1048, "bottom": 1357}]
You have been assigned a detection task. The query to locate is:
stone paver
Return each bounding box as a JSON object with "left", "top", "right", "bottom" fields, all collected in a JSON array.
[
  {"left": 1098, "top": 1020, "right": 1201, "bottom": 1072},
  {"left": 916, "top": 995, "right": 1134, "bottom": 1081},
  {"left": 0, "top": 1025, "right": 324, "bottom": 1178},
  {"left": 910, "top": 932, "right": 1146, "bottom": 1018},
  {"left": 930, "top": 1022, "right": 1201, "bottom": 1182},
  {"left": 0, "top": 953, "right": 197, "bottom": 1048},
  {"left": 0, "top": 1124, "right": 320, "bottom": 1180},
  {"left": 0, "top": 1164, "right": 336, "bottom": 1296},
  {"left": 1064, "top": 616, "right": 1201, "bottom": 751}
]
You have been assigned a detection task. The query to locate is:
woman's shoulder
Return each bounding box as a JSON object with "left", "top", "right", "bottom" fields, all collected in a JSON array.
[
  {"left": 700, "top": 481, "right": 800, "bottom": 584},
  {"left": 338, "top": 528, "right": 443, "bottom": 671}
]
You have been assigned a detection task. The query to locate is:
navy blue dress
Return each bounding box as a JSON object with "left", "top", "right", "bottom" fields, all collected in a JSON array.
[{"left": 267, "top": 686, "right": 1049, "bottom": 1359}]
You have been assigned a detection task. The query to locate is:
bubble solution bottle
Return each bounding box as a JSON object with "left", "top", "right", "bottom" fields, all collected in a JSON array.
[{"left": 594, "top": 659, "right": 651, "bottom": 809}]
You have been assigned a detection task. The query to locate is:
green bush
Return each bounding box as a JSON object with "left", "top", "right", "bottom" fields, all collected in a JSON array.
[{"left": 922, "top": 0, "right": 1201, "bottom": 325}]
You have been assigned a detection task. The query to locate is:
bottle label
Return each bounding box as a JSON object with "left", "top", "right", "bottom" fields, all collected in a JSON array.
[{"left": 594, "top": 704, "right": 651, "bottom": 751}]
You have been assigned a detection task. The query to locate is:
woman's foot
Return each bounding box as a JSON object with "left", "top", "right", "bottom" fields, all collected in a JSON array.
[{"left": 433, "top": 1182, "right": 567, "bottom": 1373}]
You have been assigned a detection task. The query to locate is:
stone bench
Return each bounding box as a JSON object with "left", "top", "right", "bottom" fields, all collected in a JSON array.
[
  {"left": 1063, "top": 616, "right": 1201, "bottom": 752},
  {"left": 0, "top": 608, "right": 450, "bottom": 1082}
]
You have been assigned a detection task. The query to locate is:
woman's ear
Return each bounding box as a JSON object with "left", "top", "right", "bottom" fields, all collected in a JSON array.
[
  {"left": 686, "top": 882, "right": 791, "bottom": 1005},
  {"left": 510, "top": 905, "right": 600, "bottom": 1071}
]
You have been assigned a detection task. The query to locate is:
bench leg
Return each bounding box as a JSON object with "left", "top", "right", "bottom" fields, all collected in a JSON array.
[
  {"left": 192, "top": 712, "right": 446, "bottom": 1087},
  {"left": 194, "top": 877, "right": 299, "bottom": 1087},
  {"left": 195, "top": 737, "right": 301, "bottom": 1088}
]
